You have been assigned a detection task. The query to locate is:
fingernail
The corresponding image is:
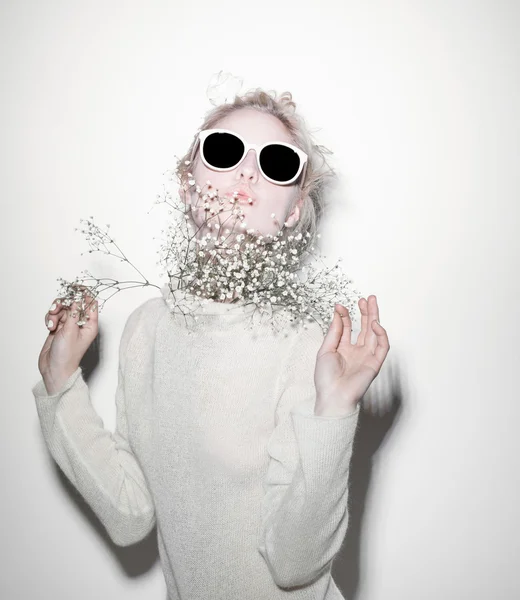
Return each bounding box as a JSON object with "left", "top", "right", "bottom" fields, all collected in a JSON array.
[
  {"left": 49, "top": 303, "right": 56, "bottom": 312},
  {"left": 47, "top": 319, "right": 53, "bottom": 328}
]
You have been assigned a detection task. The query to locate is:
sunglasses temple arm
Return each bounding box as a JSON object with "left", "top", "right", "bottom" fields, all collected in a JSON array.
[{"left": 301, "top": 161, "right": 308, "bottom": 185}]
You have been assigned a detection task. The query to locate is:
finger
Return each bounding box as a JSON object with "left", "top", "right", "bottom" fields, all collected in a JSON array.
[
  {"left": 357, "top": 297, "right": 368, "bottom": 345},
  {"left": 46, "top": 308, "right": 67, "bottom": 333},
  {"left": 65, "top": 299, "right": 86, "bottom": 330},
  {"left": 318, "top": 303, "right": 348, "bottom": 356},
  {"left": 77, "top": 286, "right": 97, "bottom": 313},
  {"left": 335, "top": 303, "right": 353, "bottom": 350},
  {"left": 55, "top": 308, "right": 68, "bottom": 332},
  {"left": 372, "top": 320, "right": 390, "bottom": 365},
  {"left": 45, "top": 313, "right": 55, "bottom": 331},
  {"left": 45, "top": 298, "right": 62, "bottom": 327},
  {"left": 80, "top": 290, "right": 99, "bottom": 326},
  {"left": 84, "top": 298, "right": 99, "bottom": 326},
  {"left": 49, "top": 298, "right": 62, "bottom": 312},
  {"left": 49, "top": 298, "right": 77, "bottom": 333},
  {"left": 68, "top": 284, "right": 97, "bottom": 319},
  {"left": 366, "top": 295, "right": 380, "bottom": 353},
  {"left": 75, "top": 297, "right": 99, "bottom": 327},
  {"left": 45, "top": 297, "right": 64, "bottom": 330}
]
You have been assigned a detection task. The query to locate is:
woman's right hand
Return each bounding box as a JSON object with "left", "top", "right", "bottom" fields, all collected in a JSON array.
[{"left": 38, "top": 285, "right": 99, "bottom": 391}]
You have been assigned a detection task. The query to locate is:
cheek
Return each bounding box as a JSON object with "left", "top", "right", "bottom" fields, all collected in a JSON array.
[
  {"left": 191, "top": 155, "right": 226, "bottom": 185},
  {"left": 262, "top": 183, "right": 296, "bottom": 206},
  {"left": 270, "top": 188, "right": 297, "bottom": 217}
]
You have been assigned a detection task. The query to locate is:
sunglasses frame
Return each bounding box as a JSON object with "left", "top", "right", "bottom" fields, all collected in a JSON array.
[{"left": 190, "top": 128, "right": 308, "bottom": 186}]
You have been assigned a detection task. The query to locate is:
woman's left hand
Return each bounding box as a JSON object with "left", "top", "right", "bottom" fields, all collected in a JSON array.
[{"left": 314, "top": 295, "right": 390, "bottom": 415}]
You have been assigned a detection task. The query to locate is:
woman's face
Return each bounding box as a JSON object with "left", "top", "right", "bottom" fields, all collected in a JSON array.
[{"left": 184, "top": 107, "right": 304, "bottom": 240}]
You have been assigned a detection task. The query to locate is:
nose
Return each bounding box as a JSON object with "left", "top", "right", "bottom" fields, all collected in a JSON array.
[{"left": 235, "top": 149, "right": 259, "bottom": 183}]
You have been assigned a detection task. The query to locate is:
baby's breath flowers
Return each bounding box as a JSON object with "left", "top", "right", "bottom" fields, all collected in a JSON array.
[
  {"left": 156, "top": 165, "right": 362, "bottom": 335},
  {"left": 55, "top": 218, "right": 162, "bottom": 326},
  {"left": 56, "top": 165, "right": 362, "bottom": 335}
]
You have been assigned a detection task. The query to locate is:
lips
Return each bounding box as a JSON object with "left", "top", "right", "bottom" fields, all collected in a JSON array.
[{"left": 225, "top": 187, "right": 255, "bottom": 203}]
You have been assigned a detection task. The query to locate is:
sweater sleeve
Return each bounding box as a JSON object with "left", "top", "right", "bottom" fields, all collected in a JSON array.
[
  {"left": 257, "top": 321, "right": 360, "bottom": 589},
  {"left": 31, "top": 301, "right": 156, "bottom": 547}
]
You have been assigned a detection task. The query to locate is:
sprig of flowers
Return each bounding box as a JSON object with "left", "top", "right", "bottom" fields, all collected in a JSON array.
[
  {"left": 56, "top": 162, "right": 362, "bottom": 335},
  {"left": 54, "top": 217, "right": 162, "bottom": 326}
]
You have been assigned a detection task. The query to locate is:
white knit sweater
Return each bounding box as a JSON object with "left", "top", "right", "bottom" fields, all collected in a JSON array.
[{"left": 32, "top": 285, "right": 360, "bottom": 599}]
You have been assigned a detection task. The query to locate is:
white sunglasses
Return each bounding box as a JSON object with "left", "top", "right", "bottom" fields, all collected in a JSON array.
[{"left": 190, "top": 128, "right": 308, "bottom": 186}]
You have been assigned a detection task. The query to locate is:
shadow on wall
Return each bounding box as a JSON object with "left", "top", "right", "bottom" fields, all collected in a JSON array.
[
  {"left": 53, "top": 467, "right": 159, "bottom": 575},
  {"left": 332, "top": 356, "right": 405, "bottom": 600}
]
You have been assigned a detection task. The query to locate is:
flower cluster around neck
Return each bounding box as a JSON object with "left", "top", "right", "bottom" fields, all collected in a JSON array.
[{"left": 157, "top": 175, "right": 361, "bottom": 336}]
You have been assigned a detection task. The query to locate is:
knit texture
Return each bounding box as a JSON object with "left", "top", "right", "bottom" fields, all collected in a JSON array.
[{"left": 32, "top": 287, "right": 360, "bottom": 599}]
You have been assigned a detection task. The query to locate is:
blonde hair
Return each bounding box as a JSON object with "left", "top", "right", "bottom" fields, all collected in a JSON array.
[{"left": 175, "top": 88, "right": 336, "bottom": 254}]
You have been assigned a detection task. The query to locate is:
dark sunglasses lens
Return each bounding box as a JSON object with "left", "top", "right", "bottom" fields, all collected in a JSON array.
[
  {"left": 202, "top": 132, "right": 244, "bottom": 169},
  {"left": 260, "top": 145, "right": 301, "bottom": 182}
]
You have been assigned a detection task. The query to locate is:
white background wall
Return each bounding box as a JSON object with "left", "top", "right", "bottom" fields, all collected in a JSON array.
[{"left": 2, "top": 0, "right": 519, "bottom": 598}]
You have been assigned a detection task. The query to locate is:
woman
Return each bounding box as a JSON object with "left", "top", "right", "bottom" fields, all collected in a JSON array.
[{"left": 33, "top": 88, "right": 389, "bottom": 599}]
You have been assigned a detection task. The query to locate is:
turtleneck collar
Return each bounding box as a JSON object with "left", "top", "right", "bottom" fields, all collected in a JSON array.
[{"left": 160, "top": 278, "right": 293, "bottom": 334}]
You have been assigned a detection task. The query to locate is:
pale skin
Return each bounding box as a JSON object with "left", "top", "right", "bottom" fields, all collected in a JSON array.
[
  {"left": 39, "top": 285, "right": 98, "bottom": 394},
  {"left": 183, "top": 107, "right": 304, "bottom": 244},
  {"left": 39, "top": 108, "right": 390, "bottom": 410},
  {"left": 314, "top": 297, "right": 390, "bottom": 416}
]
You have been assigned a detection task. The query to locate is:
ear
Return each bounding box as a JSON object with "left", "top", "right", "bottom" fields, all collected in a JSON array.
[{"left": 285, "top": 193, "right": 307, "bottom": 228}]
